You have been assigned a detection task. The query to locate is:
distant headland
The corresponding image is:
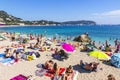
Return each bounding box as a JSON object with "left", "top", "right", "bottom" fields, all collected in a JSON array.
[{"left": 0, "top": 10, "right": 96, "bottom": 26}]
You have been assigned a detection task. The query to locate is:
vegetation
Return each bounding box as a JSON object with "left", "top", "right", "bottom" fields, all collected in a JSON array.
[{"left": 0, "top": 10, "right": 96, "bottom": 26}]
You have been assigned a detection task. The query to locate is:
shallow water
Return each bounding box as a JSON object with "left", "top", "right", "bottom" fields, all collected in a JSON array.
[{"left": 0, "top": 25, "right": 120, "bottom": 45}]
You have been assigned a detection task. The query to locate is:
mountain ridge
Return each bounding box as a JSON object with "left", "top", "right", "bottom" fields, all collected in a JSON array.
[{"left": 0, "top": 10, "right": 96, "bottom": 26}]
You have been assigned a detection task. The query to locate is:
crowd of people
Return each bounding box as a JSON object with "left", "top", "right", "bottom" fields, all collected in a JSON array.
[{"left": 0, "top": 32, "right": 119, "bottom": 80}]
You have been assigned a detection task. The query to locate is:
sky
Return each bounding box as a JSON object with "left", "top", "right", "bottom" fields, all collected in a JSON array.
[{"left": 0, "top": 0, "right": 120, "bottom": 24}]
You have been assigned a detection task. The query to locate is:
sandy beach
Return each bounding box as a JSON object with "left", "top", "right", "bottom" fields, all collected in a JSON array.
[{"left": 0, "top": 33, "right": 120, "bottom": 80}]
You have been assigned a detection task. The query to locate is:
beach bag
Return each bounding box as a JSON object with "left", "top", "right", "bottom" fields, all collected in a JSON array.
[
  {"left": 34, "top": 52, "right": 40, "bottom": 58},
  {"left": 28, "top": 55, "right": 33, "bottom": 61}
]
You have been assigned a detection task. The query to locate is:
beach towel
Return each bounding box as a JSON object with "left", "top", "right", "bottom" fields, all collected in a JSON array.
[
  {"left": 35, "top": 68, "right": 47, "bottom": 77},
  {"left": 10, "top": 74, "right": 28, "bottom": 80},
  {"left": 73, "top": 71, "right": 78, "bottom": 80},
  {"left": 17, "top": 48, "right": 24, "bottom": 52},
  {"left": 45, "top": 68, "right": 65, "bottom": 78},
  {"left": 0, "top": 53, "right": 5, "bottom": 58},
  {"left": 53, "top": 76, "right": 62, "bottom": 80},
  {"left": 0, "top": 57, "right": 14, "bottom": 63}
]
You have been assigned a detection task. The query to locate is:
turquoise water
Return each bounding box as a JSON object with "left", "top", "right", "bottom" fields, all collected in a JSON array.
[{"left": 0, "top": 25, "right": 120, "bottom": 45}]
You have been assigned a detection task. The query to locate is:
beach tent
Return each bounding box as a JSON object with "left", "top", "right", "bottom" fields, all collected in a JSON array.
[
  {"left": 111, "top": 53, "right": 120, "bottom": 68},
  {"left": 89, "top": 51, "right": 110, "bottom": 60},
  {"left": 62, "top": 43, "right": 75, "bottom": 52}
]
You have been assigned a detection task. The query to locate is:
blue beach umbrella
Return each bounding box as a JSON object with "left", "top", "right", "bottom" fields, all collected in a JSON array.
[{"left": 111, "top": 53, "right": 120, "bottom": 68}]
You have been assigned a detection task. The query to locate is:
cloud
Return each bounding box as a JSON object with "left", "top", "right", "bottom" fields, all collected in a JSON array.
[
  {"left": 92, "top": 10, "right": 120, "bottom": 17},
  {"left": 90, "top": 10, "right": 120, "bottom": 24}
]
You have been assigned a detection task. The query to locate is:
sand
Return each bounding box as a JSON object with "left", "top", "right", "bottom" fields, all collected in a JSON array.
[{"left": 0, "top": 39, "right": 120, "bottom": 80}]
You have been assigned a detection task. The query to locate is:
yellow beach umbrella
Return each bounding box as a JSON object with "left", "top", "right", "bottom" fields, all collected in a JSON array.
[{"left": 89, "top": 51, "right": 110, "bottom": 60}]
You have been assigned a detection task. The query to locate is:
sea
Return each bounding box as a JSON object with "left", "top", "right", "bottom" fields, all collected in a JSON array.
[{"left": 0, "top": 25, "right": 120, "bottom": 45}]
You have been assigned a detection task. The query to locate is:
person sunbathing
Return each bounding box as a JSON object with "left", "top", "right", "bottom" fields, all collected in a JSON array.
[
  {"left": 34, "top": 42, "right": 40, "bottom": 49},
  {"left": 14, "top": 52, "right": 21, "bottom": 62},
  {"left": 59, "top": 49, "right": 68, "bottom": 60},
  {"left": 54, "top": 48, "right": 59, "bottom": 54},
  {"left": 4, "top": 49, "right": 12, "bottom": 58},
  {"left": 28, "top": 43, "right": 34, "bottom": 49},
  {"left": 92, "top": 62, "right": 100, "bottom": 72},
  {"left": 63, "top": 65, "right": 74, "bottom": 80},
  {"left": 107, "top": 74, "right": 116, "bottom": 80},
  {"left": 80, "top": 60, "right": 94, "bottom": 71},
  {"left": 53, "top": 63, "right": 60, "bottom": 76},
  {"left": 44, "top": 60, "right": 54, "bottom": 70}
]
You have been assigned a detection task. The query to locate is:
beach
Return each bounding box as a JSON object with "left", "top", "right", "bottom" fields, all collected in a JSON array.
[{"left": 0, "top": 31, "right": 120, "bottom": 80}]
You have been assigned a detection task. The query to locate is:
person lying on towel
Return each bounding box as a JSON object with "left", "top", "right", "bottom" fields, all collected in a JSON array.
[{"left": 80, "top": 60, "right": 99, "bottom": 72}]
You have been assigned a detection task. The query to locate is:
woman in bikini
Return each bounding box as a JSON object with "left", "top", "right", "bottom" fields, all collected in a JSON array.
[{"left": 63, "top": 65, "right": 74, "bottom": 80}]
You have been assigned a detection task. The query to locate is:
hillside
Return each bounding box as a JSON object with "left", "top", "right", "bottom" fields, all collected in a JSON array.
[
  {"left": 62, "top": 20, "right": 96, "bottom": 25},
  {"left": 0, "top": 10, "right": 96, "bottom": 26},
  {"left": 0, "top": 10, "right": 23, "bottom": 25}
]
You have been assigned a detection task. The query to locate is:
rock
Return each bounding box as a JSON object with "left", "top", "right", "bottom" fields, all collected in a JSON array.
[{"left": 74, "top": 34, "right": 91, "bottom": 42}]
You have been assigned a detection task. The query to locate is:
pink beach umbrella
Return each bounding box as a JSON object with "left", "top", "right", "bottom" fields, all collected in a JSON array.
[{"left": 62, "top": 43, "right": 75, "bottom": 52}]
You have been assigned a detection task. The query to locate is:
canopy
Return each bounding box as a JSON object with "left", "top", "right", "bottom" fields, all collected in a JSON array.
[
  {"left": 62, "top": 43, "right": 75, "bottom": 52},
  {"left": 89, "top": 50, "right": 110, "bottom": 60},
  {"left": 111, "top": 53, "right": 120, "bottom": 68}
]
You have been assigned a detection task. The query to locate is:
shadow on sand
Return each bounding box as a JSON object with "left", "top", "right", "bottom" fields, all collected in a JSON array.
[
  {"left": 102, "top": 61, "right": 117, "bottom": 68},
  {"left": 72, "top": 64, "right": 92, "bottom": 73}
]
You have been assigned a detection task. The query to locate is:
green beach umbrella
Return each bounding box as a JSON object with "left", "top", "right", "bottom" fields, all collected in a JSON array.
[{"left": 89, "top": 50, "right": 110, "bottom": 60}]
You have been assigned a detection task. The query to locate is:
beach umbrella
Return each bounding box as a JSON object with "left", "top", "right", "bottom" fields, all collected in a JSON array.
[
  {"left": 111, "top": 53, "right": 120, "bottom": 68},
  {"left": 62, "top": 43, "right": 75, "bottom": 52},
  {"left": 89, "top": 51, "right": 110, "bottom": 60}
]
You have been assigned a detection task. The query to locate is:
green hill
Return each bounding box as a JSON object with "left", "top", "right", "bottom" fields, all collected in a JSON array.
[{"left": 0, "top": 10, "right": 96, "bottom": 26}]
